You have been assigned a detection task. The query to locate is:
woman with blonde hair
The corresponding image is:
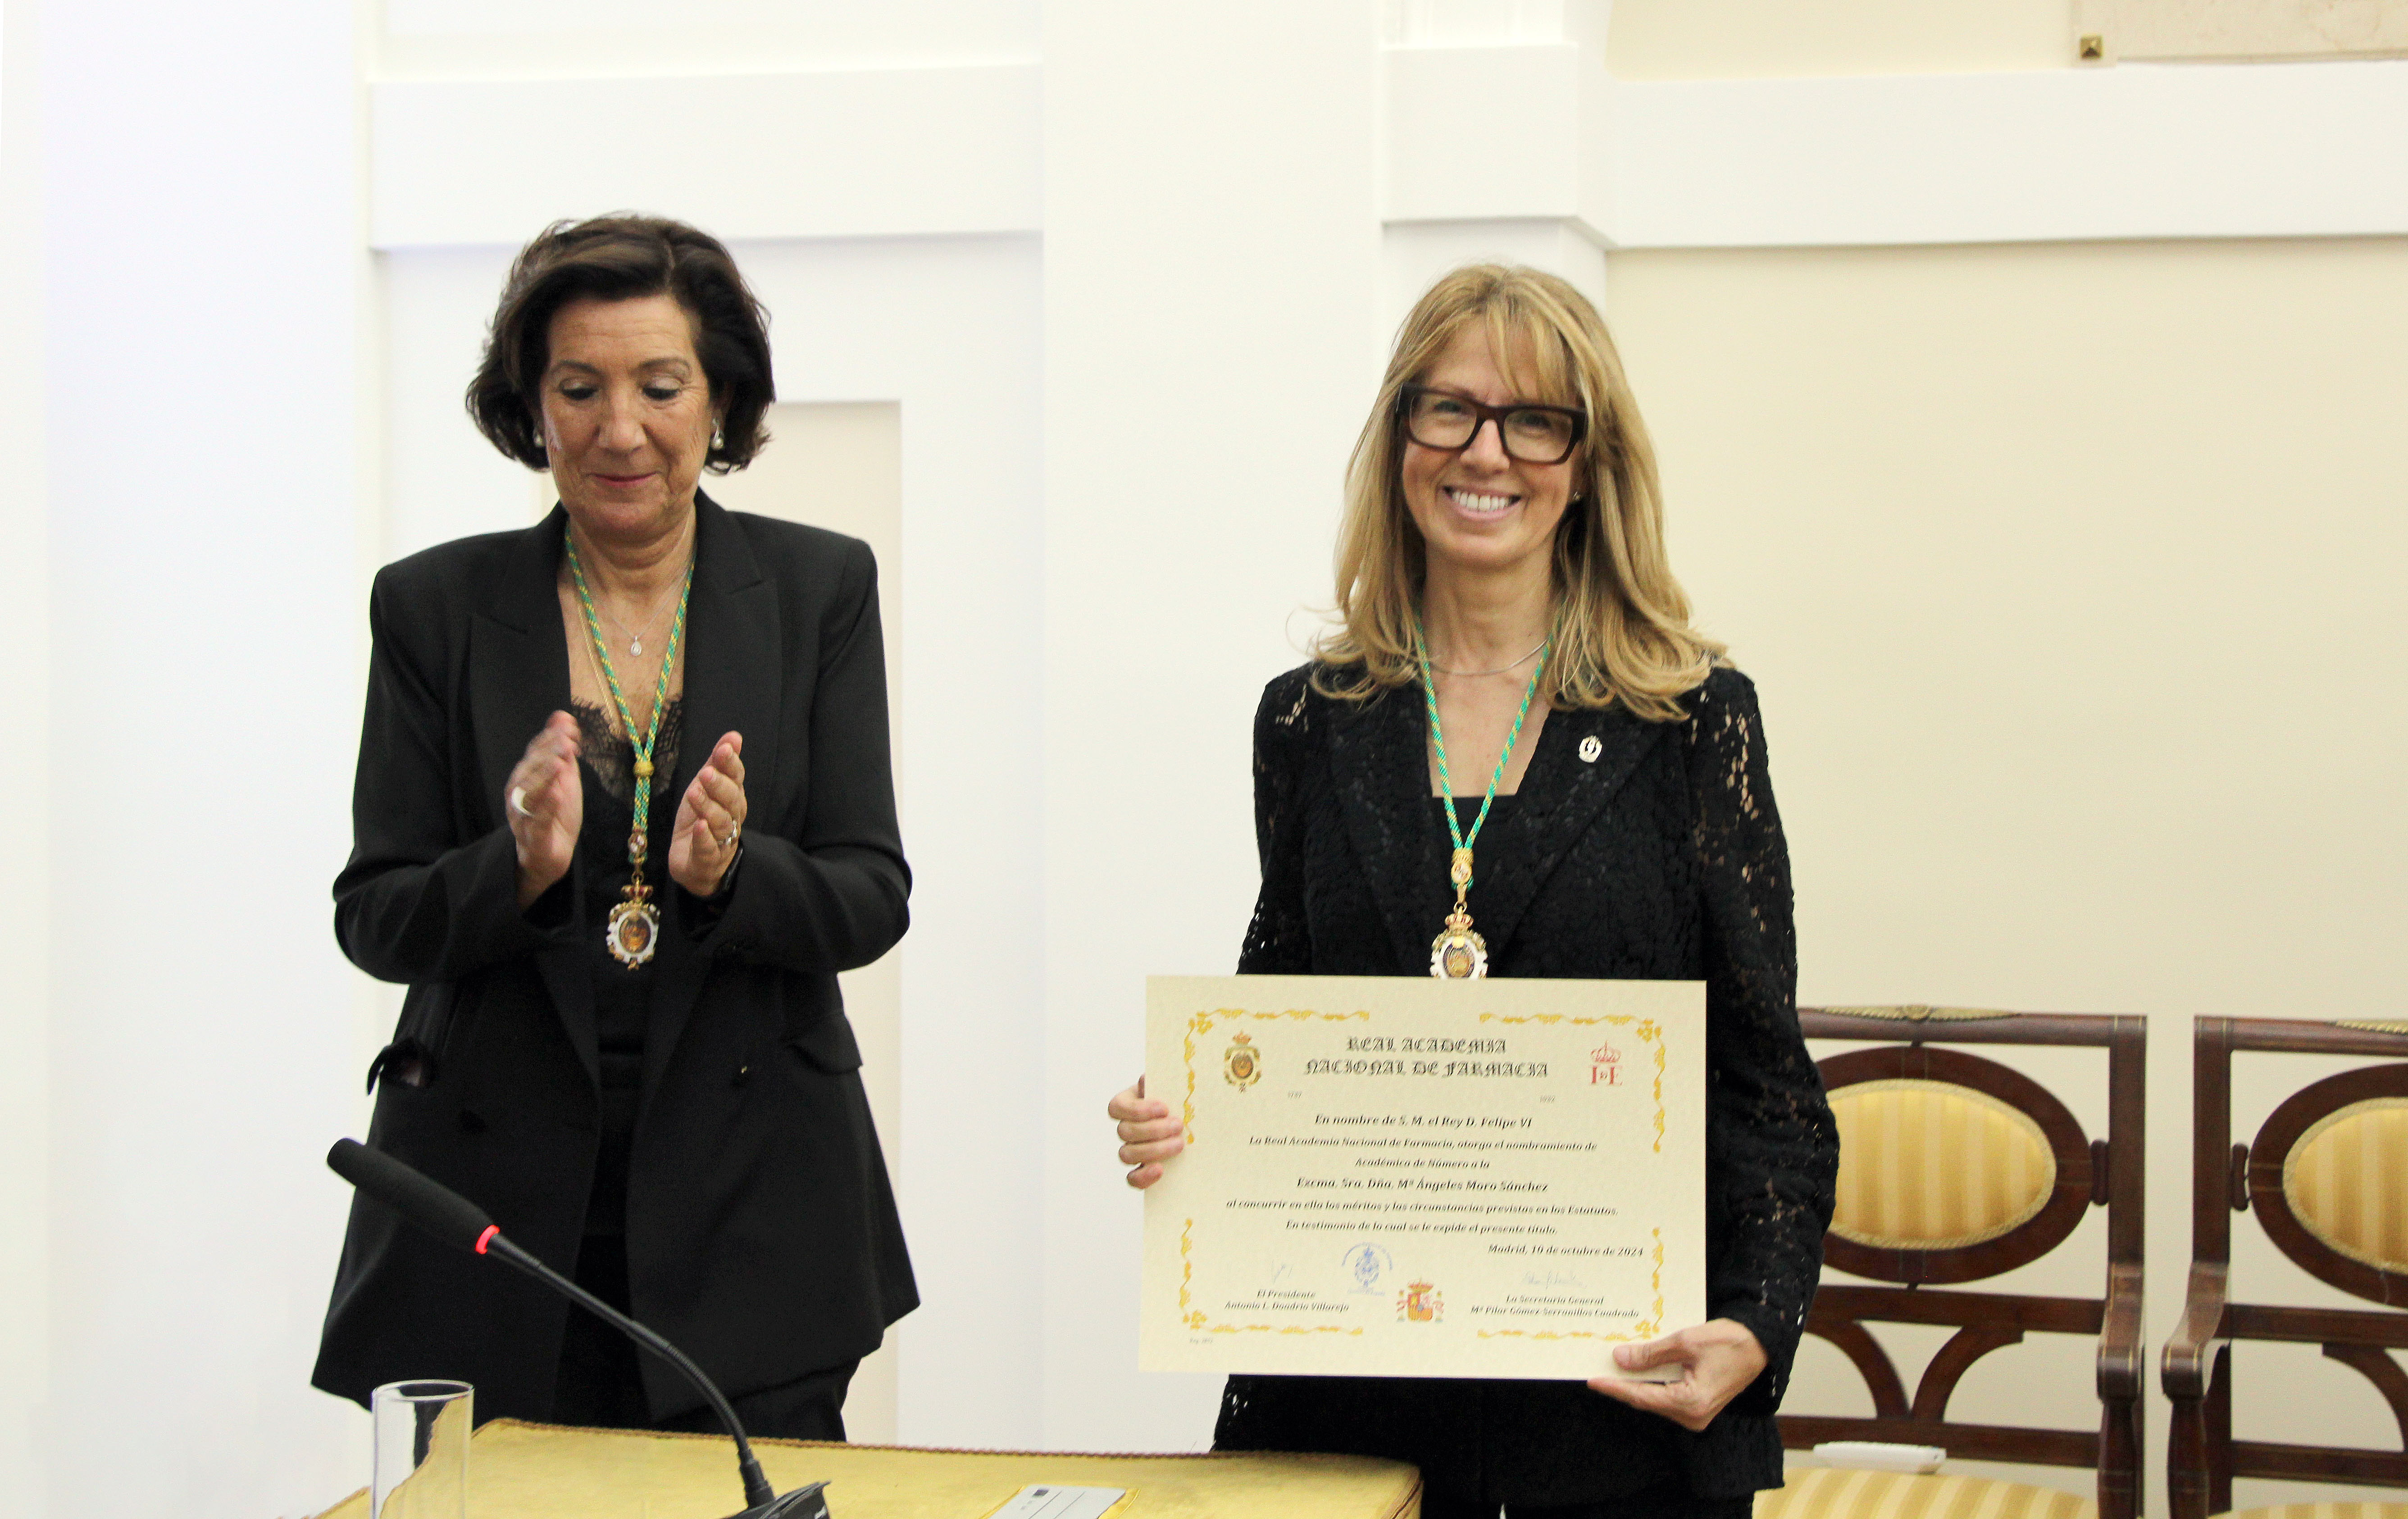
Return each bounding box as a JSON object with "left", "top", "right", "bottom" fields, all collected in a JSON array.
[{"left": 1109, "top": 265, "right": 1837, "bottom": 1518}]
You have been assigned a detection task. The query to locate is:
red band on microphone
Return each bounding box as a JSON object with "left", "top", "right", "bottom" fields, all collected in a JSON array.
[{"left": 475, "top": 1225, "right": 499, "bottom": 1254}]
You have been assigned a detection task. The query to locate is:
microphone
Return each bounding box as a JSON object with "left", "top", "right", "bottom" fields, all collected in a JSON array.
[{"left": 327, "top": 1138, "right": 830, "bottom": 1519}]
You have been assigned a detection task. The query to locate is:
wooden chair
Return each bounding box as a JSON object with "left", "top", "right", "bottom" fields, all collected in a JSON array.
[
  {"left": 2163, "top": 1016, "right": 2408, "bottom": 1519},
  {"left": 1758, "top": 1007, "right": 2145, "bottom": 1519}
]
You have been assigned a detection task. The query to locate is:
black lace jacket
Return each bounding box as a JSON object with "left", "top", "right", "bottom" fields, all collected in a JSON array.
[{"left": 1212, "top": 663, "right": 1839, "bottom": 1507}]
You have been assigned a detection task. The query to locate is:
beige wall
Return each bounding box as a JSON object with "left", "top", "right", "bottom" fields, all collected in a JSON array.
[{"left": 1603, "top": 236, "right": 2408, "bottom": 1505}]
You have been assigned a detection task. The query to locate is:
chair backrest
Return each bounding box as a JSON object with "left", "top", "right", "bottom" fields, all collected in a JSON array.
[
  {"left": 1786, "top": 1007, "right": 2146, "bottom": 1519},
  {"left": 2164, "top": 1017, "right": 2408, "bottom": 1519}
]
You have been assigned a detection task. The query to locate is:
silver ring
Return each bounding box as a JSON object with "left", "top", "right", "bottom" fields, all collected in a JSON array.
[
  {"left": 716, "top": 831, "right": 738, "bottom": 851},
  {"left": 510, "top": 785, "right": 533, "bottom": 818}
]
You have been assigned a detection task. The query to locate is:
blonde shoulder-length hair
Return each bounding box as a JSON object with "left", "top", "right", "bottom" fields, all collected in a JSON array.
[{"left": 1311, "top": 263, "right": 1724, "bottom": 723}]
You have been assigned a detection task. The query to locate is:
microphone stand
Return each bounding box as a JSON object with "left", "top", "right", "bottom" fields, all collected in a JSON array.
[
  {"left": 478, "top": 1232, "right": 829, "bottom": 1519},
  {"left": 325, "top": 1138, "right": 831, "bottom": 1518}
]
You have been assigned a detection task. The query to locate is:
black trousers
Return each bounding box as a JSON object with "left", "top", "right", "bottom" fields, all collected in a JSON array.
[{"left": 551, "top": 1233, "right": 858, "bottom": 1442}]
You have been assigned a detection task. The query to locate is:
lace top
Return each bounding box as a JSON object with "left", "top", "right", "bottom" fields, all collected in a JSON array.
[{"left": 1215, "top": 663, "right": 1839, "bottom": 1506}]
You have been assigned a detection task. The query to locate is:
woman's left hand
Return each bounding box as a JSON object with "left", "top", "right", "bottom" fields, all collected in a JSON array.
[
  {"left": 669, "top": 730, "right": 747, "bottom": 897},
  {"left": 1584, "top": 1318, "right": 1767, "bottom": 1432}
]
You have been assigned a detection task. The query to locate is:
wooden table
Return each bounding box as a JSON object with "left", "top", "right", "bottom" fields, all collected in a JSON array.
[{"left": 314, "top": 1419, "right": 1421, "bottom": 1519}]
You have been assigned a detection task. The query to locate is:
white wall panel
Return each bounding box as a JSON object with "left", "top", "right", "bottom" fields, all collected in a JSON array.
[
  {"left": 388, "top": 0, "right": 1035, "bottom": 50},
  {"left": 1041, "top": 0, "right": 1387, "bottom": 1454},
  {"left": 716, "top": 236, "right": 1047, "bottom": 1452},
  {"left": 703, "top": 400, "right": 906, "bottom": 1445},
  {"left": 0, "top": 0, "right": 54, "bottom": 1505},
  {"left": 1384, "top": 44, "right": 1586, "bottom": 223},
  {"left": 1383, "top": 218, "right": 1609, "bottom": 333},
  {"left": 36, "top": 0, "right": 364, "bottom": 1514},
  {"left": 379, "top": 233, "right": 1046, "bottom": 1451},
  {"left": 370, "top": 65, "right": 1042, "bottom": 249},
  {"left": 381, "top": 246, "right": 530, "bottom": 560}
]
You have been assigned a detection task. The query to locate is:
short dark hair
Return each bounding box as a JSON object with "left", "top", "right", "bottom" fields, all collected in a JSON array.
[{"left": 467, "top": 214, "right": 774, "bottom": 473}]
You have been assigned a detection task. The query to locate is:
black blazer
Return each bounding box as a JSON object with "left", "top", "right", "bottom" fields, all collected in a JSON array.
[
  {"left": 1212, "top": 664, "right": 1838, "bottom": 1507},
  {"left": 313, "top": 496, "right": 916, "bottom": 1421}
]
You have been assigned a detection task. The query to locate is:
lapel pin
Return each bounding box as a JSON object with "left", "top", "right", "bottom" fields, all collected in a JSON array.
[{"left": 1578, "top": 735, "right": 1602, "bottom": 764}]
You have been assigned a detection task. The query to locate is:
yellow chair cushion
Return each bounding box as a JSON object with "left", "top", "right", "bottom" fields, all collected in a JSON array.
[
  {"left": 1828, "top": 1080, "right": 2058, "bottom": 1250},
  {"left": 2215, "top": 1506, "right": 2408, "bottom": 1519},
  {"left": 1755, "top": 1467, "right": 2094, "bottom": 1519},
  {"left": 2285, "top": 1098, "right": 2408, "bottom": 1273}
]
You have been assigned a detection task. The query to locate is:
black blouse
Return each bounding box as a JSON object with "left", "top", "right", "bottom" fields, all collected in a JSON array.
[{"left": 1211, "top": 663, "right": 1839, "bottom": 1508}]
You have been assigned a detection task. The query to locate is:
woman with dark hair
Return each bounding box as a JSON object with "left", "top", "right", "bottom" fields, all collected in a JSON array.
[
  {"left": 314, "top": 214, "right": 914, "bottom": 1440},
  {"left": 1108, "top": 264, "right": 1838, "bottom": 1517}
]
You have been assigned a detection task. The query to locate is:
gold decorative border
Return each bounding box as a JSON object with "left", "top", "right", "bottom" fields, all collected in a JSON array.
[
  {"left": 1477, "top": 1013, "right": 1668, "bottom": 1154},
  {"left": 1180, "top": 1008, "right": 1372, "bottom": 1143},
  {"left": 1176, "top": 1005, "right": 1673, "bottom": 1343},
  {"left": 1176, "top": 1011, "right": 1378, "bottom": 1337},
  {"left": 1179, "top": 1218, "right": 1365, "bottom": 1338},
  {"left": 1471, "top": 1227, "right": 1665, "bottom": 1345}
]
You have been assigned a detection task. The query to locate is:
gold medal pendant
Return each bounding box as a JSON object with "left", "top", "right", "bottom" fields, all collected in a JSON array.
[
  {"left": 1429, "top": 847, "right": 1487, "bottom": 978},
  {"left": 605, "top": 893, "right": 659, "bottom": 967},
  {"left": 604, "top": 824, "right": 658, "bottom": 967},
  {"left": 1429, "top": 906, "right": 1488, "bottom": 979}
]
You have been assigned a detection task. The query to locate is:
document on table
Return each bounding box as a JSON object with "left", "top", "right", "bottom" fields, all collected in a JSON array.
[{"left": 1140, "top": 974, "right": 1704, "bottom": 1381}]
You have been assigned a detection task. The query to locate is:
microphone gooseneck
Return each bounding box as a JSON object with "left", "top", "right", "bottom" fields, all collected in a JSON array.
[
  {"left": 325, "top": 1139, "right": 828, "bottom": 1518},
  {"left": 476, "top": 1232, "right": 776, "bottom": 1510}
]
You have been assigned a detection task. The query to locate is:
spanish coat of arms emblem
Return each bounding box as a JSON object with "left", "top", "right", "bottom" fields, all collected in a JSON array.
[
  {"left": 1223, "top": 1032, "right": 1261, "bottom": 1090},
  {"left": 1398, "top": 1280, "right": 1442, "bottom": 1322}
]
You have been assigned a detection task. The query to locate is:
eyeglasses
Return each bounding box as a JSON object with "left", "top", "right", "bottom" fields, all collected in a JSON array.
[{"left": 1399, "top": 385, "right": 1587, "bottom": 466}]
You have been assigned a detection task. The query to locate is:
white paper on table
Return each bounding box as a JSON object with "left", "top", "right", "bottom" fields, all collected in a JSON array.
[
  {"left": 1141, "top": 974, "right": 1704, "bottom": 1382},
  {"left": 979, "top": 1485, "right": 1129, "bottom": 1519}
]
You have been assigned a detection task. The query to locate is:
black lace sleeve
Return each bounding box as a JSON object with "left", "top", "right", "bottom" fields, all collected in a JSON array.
[
  {"left": 1687, "top": 669, "right": 1839, "bottom": 1414},
  {"left": 1237, "top": 668, "right": 1316, "bottom": 975}
]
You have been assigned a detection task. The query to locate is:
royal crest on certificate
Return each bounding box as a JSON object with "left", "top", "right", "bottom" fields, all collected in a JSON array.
[{"left": 1141, "top": 974, "right": 1704, "bottom": 1381}]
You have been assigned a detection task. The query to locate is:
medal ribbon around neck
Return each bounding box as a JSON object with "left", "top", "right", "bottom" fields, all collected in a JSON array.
[
  {"left": 565, "top": 525, "right": 695, "bottom": 968},
  {"left": 1415, "top": 619, "right": 1549, "bottom": 980}
]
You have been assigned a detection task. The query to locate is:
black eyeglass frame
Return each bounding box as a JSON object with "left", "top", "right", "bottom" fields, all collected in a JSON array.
[{"left": 1397, "top": 384, "right": 1590, "bottom": 466}]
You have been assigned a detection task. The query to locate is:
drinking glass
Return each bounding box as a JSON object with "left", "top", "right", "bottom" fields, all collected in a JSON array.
[{"left": 371, "top": 1379, "right": 472, "bottom": 1519}]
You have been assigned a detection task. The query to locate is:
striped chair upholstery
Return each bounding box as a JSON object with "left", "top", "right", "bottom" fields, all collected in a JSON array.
[
  {"left": 2284, "top": 1098, "right": 2408, "bottom": 1273},
  {"left": 2163, "top": 1019, "right": 2408, "bottom": 1519},
  {"left": 1785, "top": 1010, "right": 2146, "bottom": 1519},
  {"left": 1829, "top": 1079, "right": 2058, "bottom": 1251},
  {"left": 1755, "top": 1467, "right": 2095, "bottom": 1519}
]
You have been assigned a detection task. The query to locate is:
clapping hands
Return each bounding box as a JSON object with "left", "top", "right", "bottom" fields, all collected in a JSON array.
[
  {"left": 508, "top": 712, "right": 583, "bottom": 907},
  {"left": 669, "top": 730, "right": 747, "bottom": 897}
]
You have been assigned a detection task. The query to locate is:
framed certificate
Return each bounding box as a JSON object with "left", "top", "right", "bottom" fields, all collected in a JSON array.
[{"left": 1141, "top": 975, "right": 1705, "bottom": 1381}]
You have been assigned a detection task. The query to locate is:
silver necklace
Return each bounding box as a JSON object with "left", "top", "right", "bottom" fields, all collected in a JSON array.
[
  {"left": 1425, "top": 635, "right": 1550, "bottom": 678},
  {"left": 595, "top": 587, "right": 675, "bottom": 657}
]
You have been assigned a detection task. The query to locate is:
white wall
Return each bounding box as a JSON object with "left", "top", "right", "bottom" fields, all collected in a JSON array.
[
  {"left": 8, "top": 1, "right": 2408, "bottom": 1514},
  {"left": 26, "top": 0, "right": 366, "bottom": 1514},
  {"left": 0, "top": 0, "right": 54, "bottom": 1506},
  {"left": 1038, "top": 0, "right": 1387, "bottom": 1452}
]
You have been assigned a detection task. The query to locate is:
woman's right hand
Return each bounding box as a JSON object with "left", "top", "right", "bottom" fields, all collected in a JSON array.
[
  {"left": 508, "top": 711, "right": 583, "bottom": 907},
  {"left": 1111, "top": 1076, "right": 1186, "bottom": 1189}
]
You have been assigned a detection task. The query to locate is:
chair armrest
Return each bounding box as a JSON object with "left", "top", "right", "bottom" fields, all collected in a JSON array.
[
  {"left": 2097, "top": 1261, "right": 2145, "bottom": 1401},
  {"left": 2160, "top": 1261, "right": 2229, "bottom": 1399}
]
